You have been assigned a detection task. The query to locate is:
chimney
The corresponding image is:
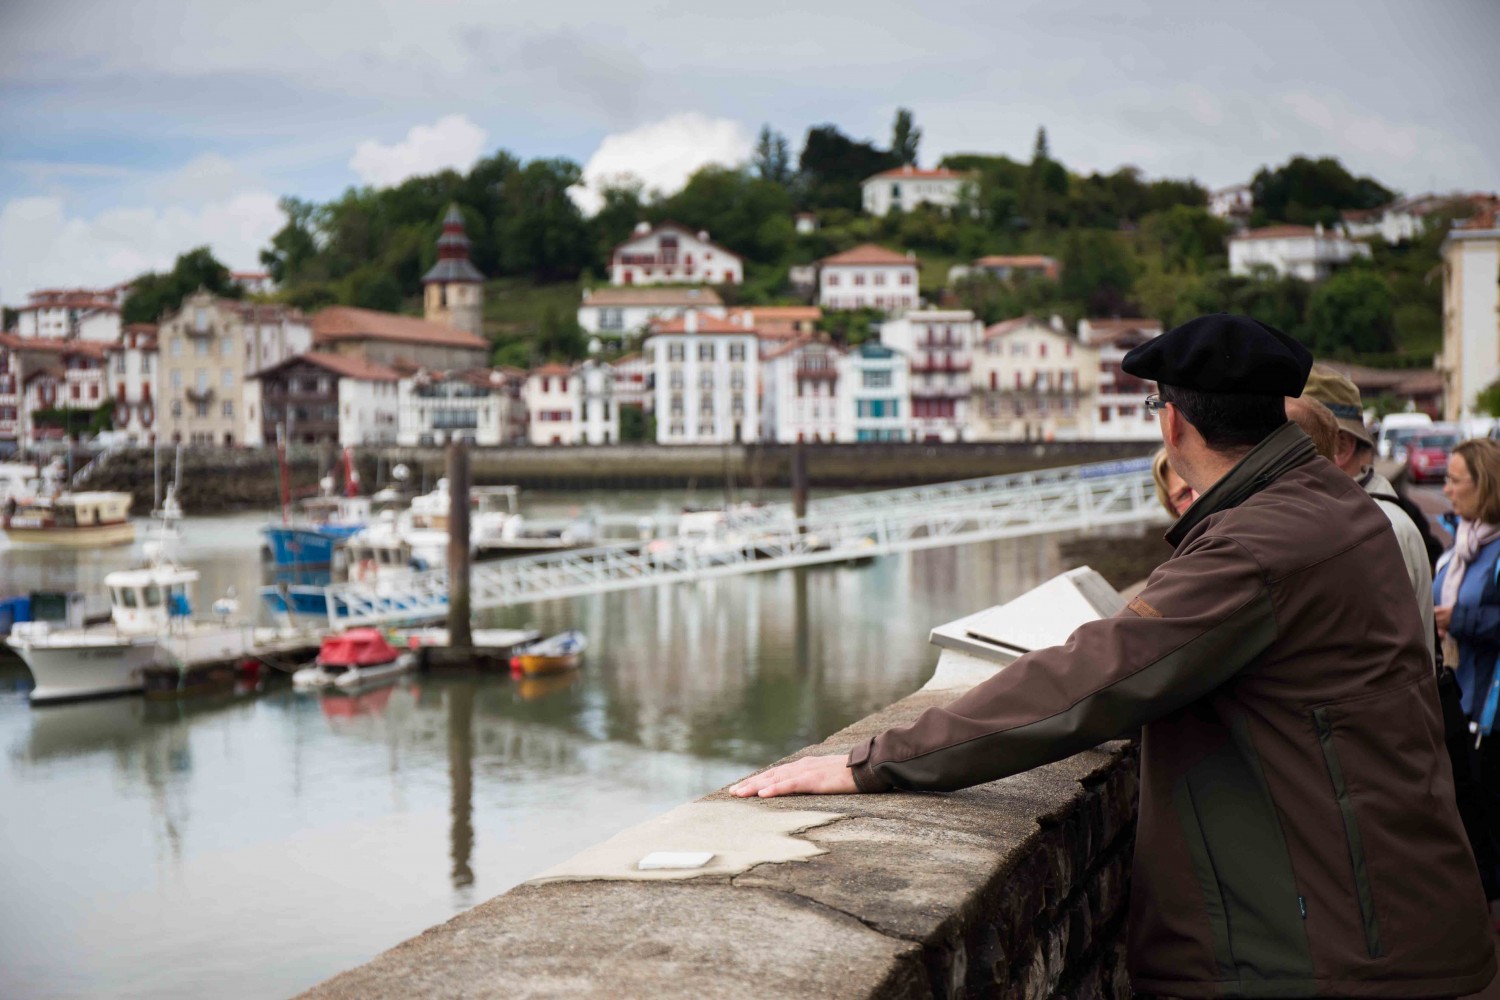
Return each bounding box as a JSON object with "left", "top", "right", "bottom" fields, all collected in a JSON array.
[
  {"left": 685, "top": 311, "right": 698, "bottom": 334},
  {"left": 634, "top": 221, "right": 651, "bottom": 235},
  {"left": 697, "top": 230, "right": 710, "bottom": 242}
]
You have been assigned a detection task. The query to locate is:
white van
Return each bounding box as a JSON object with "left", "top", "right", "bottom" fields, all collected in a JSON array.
[{"left": 1376, "top": 412, "right": 1434, "bottom": 460}]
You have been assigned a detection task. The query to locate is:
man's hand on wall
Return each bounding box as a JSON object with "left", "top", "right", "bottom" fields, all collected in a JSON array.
[{"left": 730, "top": 754, "right": 858, "bottom": 798}]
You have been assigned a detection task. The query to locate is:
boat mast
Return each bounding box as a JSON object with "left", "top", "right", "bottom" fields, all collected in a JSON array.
[{"left": 276, "top": 423, "right": 291, "bottom": 526}]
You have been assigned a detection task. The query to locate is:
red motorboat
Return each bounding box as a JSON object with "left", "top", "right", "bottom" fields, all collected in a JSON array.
[{"left": 293, "top": 628, "right": 415, "bottom": 690}]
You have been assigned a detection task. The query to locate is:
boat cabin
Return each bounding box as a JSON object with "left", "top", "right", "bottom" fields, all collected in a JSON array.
[
  {"left": 300, "top": 495, "right": 372, "bottom": 526},
  {"left": 344, "top": 534, "right": 420, "bottom": 581},
  {"left": 105, "top": 563, "right": 198, "bottom": 634}
]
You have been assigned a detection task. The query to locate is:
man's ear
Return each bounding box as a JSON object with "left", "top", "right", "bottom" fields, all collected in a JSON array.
[
  {"left": 1333, "top": 430, "right": 1359, "bottom": 468},
  {"left": 1162, "top": 402, "right": 1183, "bottom": 448}
]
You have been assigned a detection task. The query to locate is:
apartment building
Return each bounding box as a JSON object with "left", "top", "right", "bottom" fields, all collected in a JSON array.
[{"left": 643, "top": 313, "right": 758, "bottom": 444}]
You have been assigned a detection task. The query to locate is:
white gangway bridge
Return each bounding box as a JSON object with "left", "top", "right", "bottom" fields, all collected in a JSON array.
[{"left": 322, "top": 456, "right": 1164, "bottom": 628}]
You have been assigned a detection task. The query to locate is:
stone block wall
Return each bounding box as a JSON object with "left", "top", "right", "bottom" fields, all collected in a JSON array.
[{"left": 302, "top": 685, "right": 1139, "bottom": 1000}]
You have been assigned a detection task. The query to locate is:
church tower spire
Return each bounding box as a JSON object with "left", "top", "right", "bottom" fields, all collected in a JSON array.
[{"left": 422, "top": 204, "right": 485, "bottom": 338}]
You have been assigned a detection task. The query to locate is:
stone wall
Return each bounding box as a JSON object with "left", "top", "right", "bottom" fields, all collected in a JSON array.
[{"left": 300, "top": 680, "right": 1139, "bottom": 1000}]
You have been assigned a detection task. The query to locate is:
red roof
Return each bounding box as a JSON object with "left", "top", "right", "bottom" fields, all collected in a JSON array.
[
  {"left": 647, "top": 315, "right": 756, "bottom": 335},
  {"left": 15, "top": 294, "right": 119, "bottom": 313},
  {"left": 529, "top": 363, "right": 574, "bottom": 377},
  {"left": 819, "top": 244, "right": 918, "bottom": 267},
  {"left": 866, "top": 165, "right": 968, "bottom": 182},
  {"left": 311, "top": 307, "right": 486, "bottom": 350},
  {"left": 255, "top": 351, "right": 401, "bottom": 382},
  {"left": 0, "top": 333, "right": 109, "bottom": 358},
  {"left": 610, "top": 222, "right": 743, "bottom": 262}
]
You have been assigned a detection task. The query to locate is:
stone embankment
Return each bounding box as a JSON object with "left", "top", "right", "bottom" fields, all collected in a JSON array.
[
  {"left": 301, "top": 679, "right": 1139, "bottom": 999},
  {"left": 78, "top": 440, "right": 1155, "bottom": 513}
]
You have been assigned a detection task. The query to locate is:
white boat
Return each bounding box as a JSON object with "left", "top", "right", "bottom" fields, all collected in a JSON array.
[
  {"left": 7, "top": 541, "right": 253, "bottom": 704},
  {"left": 292, "top": 629, "right": 415, "bottom": 691}
]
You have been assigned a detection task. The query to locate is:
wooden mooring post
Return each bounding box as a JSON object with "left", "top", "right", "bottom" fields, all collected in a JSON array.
[
  {"left": 446, "top": 441, "right": 473, "bottom": 650},
  {"left": 792, "top": 440, "right": 809, "bottom": 533}
]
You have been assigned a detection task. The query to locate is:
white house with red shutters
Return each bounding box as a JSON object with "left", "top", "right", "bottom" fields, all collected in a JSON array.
[
  {"left": 1079, "top": 317, "right": 1165, "bottom": 441},
  {"left": 760, "top": 337, "right": 844, "bottom": 444},
  {"left": 609, "top": 222, "right": 743, "bottom": 287},
  {"left": 875, "top": 309, "right": 981, "bottom": 442},
  {"left": 0, "top": 333, "right": 111, "bottom": 448},
  {"left": 817, "top": 244, "right": 920, "bottom": 313},
  {"left": 1228, "top": 224, "right": 1371, "bottom": 281},
  {"left": 643, "top": 313, "right": 759, "bottom": 444},
  {"left": 12, "top": 286, "right": 125, "bottom": 343},
  {"left": 861, "top": 165, "right": 973, "bottom": 216},
  {"left": 106, "top": 323, "right": 160, "bottom": 446}
]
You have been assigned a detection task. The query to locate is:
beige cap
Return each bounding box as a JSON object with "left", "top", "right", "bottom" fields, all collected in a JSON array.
[{"left": 1302, "top": 365, "right": 1373, "bottom": 448}]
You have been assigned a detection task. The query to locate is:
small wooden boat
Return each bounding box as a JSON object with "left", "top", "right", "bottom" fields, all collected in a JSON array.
[
  {"left": 509, "top": 629, "right": 587, "bottom": 677},
  {"left": 293, "top": 628, "right": 415, "bottom": 691}
]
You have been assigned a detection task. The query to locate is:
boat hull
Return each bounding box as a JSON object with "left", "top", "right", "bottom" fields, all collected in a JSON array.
[
  {"left": 8, "top": 634, "right": 157, "bottom": 703},
  {"left": 510, "top": 652, "right": 582, "bottom": 677},
  {"left": 2, "top": 522, "right": 136, "bottom": 548},
  {"left": 261, "top": 525, "right": 361, "bottom": 569},
  {"left": 293, "top": 654, "right": 415, "bottom": 690}
]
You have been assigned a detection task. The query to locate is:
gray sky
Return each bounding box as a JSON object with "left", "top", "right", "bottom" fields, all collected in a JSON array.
[{"left": 2, "top": 0, "right": 1496, "bottom": 300}]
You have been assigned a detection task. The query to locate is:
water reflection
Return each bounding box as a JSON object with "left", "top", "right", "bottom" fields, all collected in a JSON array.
[{"left": 0, "top": 503, "right": 1135, "bottom": 1000}]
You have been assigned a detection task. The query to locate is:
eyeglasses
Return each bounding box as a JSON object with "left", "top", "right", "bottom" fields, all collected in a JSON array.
[{"left": 1144, "top": 393, "right": 1166, "bottom": 413}]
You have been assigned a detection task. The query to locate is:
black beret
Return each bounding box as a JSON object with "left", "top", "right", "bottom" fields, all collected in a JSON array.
[{"left": 1121, "top": 313, "right": 1313, "bottom": 397}]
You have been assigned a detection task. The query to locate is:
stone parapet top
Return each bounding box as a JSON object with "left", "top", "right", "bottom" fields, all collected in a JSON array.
[{"left": 300, "top": 683, "right": 1139, "bottom": 1000}]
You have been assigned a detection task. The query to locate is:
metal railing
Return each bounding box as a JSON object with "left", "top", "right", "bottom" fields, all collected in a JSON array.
[{"left": 322, "top": 458, "right": 1162, "bottom": 627}]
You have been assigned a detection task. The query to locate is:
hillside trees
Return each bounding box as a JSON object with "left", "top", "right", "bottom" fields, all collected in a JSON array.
[
  {"left": 122, "top": 246, "right": 242, "bottom": 324},
  {"left": 1251, "top": 156, "right": 1394, "bottom": 226}
]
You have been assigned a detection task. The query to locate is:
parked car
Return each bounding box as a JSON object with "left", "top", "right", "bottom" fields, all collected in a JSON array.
[
  {"left": 1405, "top": 428, "right": 1462, "bottom": 484},
  {"left": 1377, "top": 412, "right": 1434, "bottom": 461}
]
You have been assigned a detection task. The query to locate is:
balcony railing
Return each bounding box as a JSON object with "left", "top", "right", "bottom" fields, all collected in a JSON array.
[
  {"left": 185, "top": 386, "right": 215, "bottom": 403},
  {"left": 910, "top": 360, "right": 972, "bottom": 374},
  {"left": 796, "top": 366, "right": 838, "bottom": 381}
]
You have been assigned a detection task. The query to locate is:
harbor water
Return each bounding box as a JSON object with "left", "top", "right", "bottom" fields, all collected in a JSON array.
[{"left": 0, "top": 490, "right": 1120, "bottom": 999}]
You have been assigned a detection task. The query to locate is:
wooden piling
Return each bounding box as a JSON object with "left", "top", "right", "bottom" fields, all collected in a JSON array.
[
  {"left": 792, "top": 440, "right": 808, "bottom": 532},
  {"left": 446, "top": 441, "right": 473, "bottom": 650}
]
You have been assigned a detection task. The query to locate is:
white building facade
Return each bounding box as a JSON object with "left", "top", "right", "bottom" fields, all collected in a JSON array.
[
  {"left": 1229, "top": 224, "right": 1372, "bottom": 280},
  {"left": 397, "top": 370, "right": 524, "bottom": 447},
  {"left": 1209, "top": 184, "right": 1254, "bottom": 221},
  {"left": 610, "top": 223, "right": 743, "bottom": 287},
  {"left": 840, "top": 341, "right": 911, "bottom": 442},
  {"left": 760, "top": 338, "right": 844, "bottom": 444},
  {"left": 577, "top": 286, "right": 726, "bottom": 344},
  {"left": 1440, "top": 216, "right": 1500, "bottom": 421},
  {"left": 861, "top": 166, "right": 971, "bottom": 216},
  {"left": 971, "top": 317, "right": 1095, "bottom": 442},
  {"left": 524, "top": 364, "right": 583, "bottom": 446},
  {"left": 818, "top": 244, "right": 920, "bottom": 313},
  {"left": 1080, "top": 319, "right": 1164, "bottom": 442},
  {"left": 877, "top": 310, "right": 980, "bottom": 442},
  {"left": 644, "top": 313, "right": 759, "bottom": 444},
  {"left": 106, "top": 323, "right": 160, "bottom": 446},
  {"left": 12, "top": 287, "right": 124, "bottom": 343}
]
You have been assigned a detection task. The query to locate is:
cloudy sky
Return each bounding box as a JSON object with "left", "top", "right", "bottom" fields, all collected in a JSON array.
[{"left": 1, "top": 0, "right": 1496, "bottom": 304}]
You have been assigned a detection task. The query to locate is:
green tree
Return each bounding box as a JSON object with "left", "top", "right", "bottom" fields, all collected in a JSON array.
[
  {"left": 1304, "top": 268, "right": 1396, "bottom": 355},
  {"left": 1476, "top": 380, "right": 1500, "bottom": 418},
  {"left": 796, "top": 125, "right": 899, "bottom": 211},
  {"left": 890, "top": 108, "right": 920, "bottom": 166},
  {"left": 1058, "top": 229, "right": 1137, "bottom": 315},
  {"left": 1137, "top": 206, "right": 1231, "bottom": 271},
  {"left": 259, "top": 197, "right": 322, "bottom": 284},
  {"left": 656, "top": 165, "right": 794, "bottom": 264},
  {"left": 495, "top": 158, "right": 592, "bottom": 282},
  {"left": 1251, "top": 156, "right": 1394, "bottom": 226},
  {"left": 752, "top": 126, "right": 793, "bottom": 185},
  {"left": 121, "top": 246, "right": 242, "bottom": 324},
  {"left": 535, "top": 305, "right": 587, "bottom": 361},
  {"left": 1022, "top": 127, "right": 1069, "bottom": 228}
]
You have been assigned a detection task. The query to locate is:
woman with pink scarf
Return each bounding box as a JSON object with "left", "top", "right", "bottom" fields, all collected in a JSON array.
[{"left": 1434, "top": 437, "right": 1500, "bottom": 912}]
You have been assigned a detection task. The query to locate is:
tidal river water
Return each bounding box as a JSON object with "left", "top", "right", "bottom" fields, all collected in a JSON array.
[{"left": 0, "top": 488, "right": 1129, "bottom": 999}]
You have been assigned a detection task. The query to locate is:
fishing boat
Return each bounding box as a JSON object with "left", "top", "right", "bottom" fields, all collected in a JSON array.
[
  {"left": 292, "top": 628, "right": 415, "bottom": 691},
  {"left": 261, "top": 446, "right": 370, "bottom": 570},
  {"left": 3, "top": 490, "right": 134, "bottom": 547},
  {"left": 509, "top": 629, "right": 587, "bottom": 677},
  {"left": 6, "top": 540, "right": 253, "bottom": 703}
]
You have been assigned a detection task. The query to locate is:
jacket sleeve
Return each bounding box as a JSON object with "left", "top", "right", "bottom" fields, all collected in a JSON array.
[
  {"left": 848, "top": 532, "right": 1278, "bottom": 793},
  {"left": 1449, "top": 602, "right": 1500, "bottom": 644}
]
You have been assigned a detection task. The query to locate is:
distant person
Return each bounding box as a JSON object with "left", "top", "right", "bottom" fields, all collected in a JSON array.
[
  {"left": 1303, "top": 367, "right": 1434, "bottom": 652},
  {"left": 1435, "top": 437, "right": 1500, "bottom": 916},
  {"left": 1285, "top": 393, "right": 1339, "bottom": 460},
  {"left": 735, "top": 314, "right": 1495, "bottom": 998},
  {"left": 1150, "top": 448, "right": 1194, "bottom": 518}
]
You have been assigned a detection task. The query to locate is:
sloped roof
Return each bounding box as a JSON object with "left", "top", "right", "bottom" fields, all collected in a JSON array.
[
  {"left": 311, "top": 307, "right": 487, "bottom": 349},
  {"left": 1231, "top": 225, "right": 1322, "bottom": 241},
  {"left": 422, "top": 258, "right": 486, "bottom": 283},
  {"left": 818, "top": 244, "right": 917, "bottom": 267},
  {"left": 583, "top": 286, "right": 725, "bottom": 308},
  {"left": 254, "top": 351, "right": 401, "bottom": 382},
  {"left": 0, "top": 333, "right": 109, "bottom": 358},
  {"left": 865, "top": 165, "right": 968, "bottom": 183},
  {"left": 611, "top": 222, "right": 743, "bottom": 262},
  {"left": 646, "top": 315, "right": 756, "bottom": 335},
  {"left": 974, "top": 255, "right": 1058, "bottom": 269}
]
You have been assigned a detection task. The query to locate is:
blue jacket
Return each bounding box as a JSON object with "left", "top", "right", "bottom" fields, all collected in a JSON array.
[{"left": 1434, "top": 535, "right": 1500, "bottom": 716}]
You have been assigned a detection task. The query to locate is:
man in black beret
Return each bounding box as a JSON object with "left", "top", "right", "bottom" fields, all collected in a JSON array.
[{"left": 734, "top": 314, "right": 1494, "bottom": 998}]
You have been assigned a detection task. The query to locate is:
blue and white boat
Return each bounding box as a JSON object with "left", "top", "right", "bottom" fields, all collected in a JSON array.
[{"left": 261, "top": 495, "right": 372, "bottom": 570}]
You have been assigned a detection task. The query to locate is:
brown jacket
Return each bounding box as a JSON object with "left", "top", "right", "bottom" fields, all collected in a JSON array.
[{"left": 849, "top": 424, "right": 1495, "bottom": 998}]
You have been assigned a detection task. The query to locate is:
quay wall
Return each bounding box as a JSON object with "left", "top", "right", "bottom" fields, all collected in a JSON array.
[
  {"left": 300, "top": 676, "right": 1139, "bottom": 1000},
  {"left": 81, "top": 440, "right": 1155, "bottom": 511}
]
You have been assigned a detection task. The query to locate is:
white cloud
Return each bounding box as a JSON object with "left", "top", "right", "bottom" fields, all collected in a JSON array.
[
  {"left": 0, "top": 192, "right": 283, "bottom": 305},
  {"left": 348, "top": 114, "right": 487, "bottom": 189},
  {"left": 570, "top": 113, "right": 754, "bottom": 214}
]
